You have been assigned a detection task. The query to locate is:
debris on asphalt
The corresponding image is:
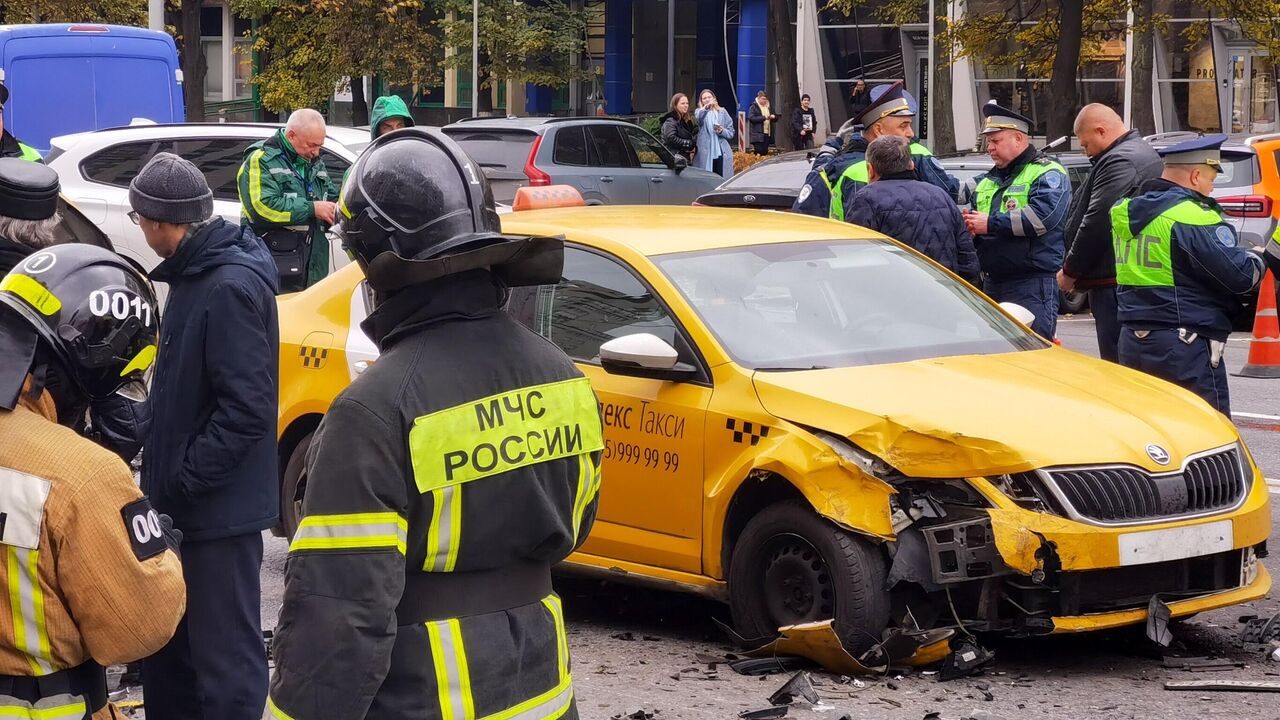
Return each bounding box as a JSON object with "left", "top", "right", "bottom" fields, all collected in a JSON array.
[
  {"left": 976, "top": 681, "right": 994, "bottom": 701},
  {"left": 1241, "top": 611, "right": 1280, "bottom": 644},
  {"left": 737, "top": 706, "right": 789, "bottom": 719},
  {"left": 966, "top": 710, "right": 1010, "bottom": 720},
  {"left": 937, "top": 639, "right": 995, "bottom": 681},
  {"left": 1146, "top": 596, "right": 1173, "bottom": 647},
  {"left": 611, "top": 632, "right": 637, "bottom": 641},
  {"left": 877, "top": 697, "right": 903, "bottom": 708},
  {"left": 1162, "top": 656, "right": 1246, "bottom": 671},
  {"left": 768, "top": 671, "right": 821, "bottom": 705},
  {"left": 1164, "top": 679, "right": 1280, "bottom": 692},
  {"left": 728, "top": 656, "right": 814, "bottom": 676},
  {"left": 611, "top": 709, "right": 656, "bottom": 719},
  {"left": 1268, "top": 642, "right": 1280, "bottom": 663}
]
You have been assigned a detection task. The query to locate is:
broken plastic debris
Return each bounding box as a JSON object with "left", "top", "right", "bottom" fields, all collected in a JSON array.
[
  {"left": 1242, "top": 612, "right": 1280, "bottom": 644},
  {"left": 1164, "top": 680, "right": 1280, "bottom": 693},
  {"left": 730, "top": 619, "right": 955, "bottom": 676},
  {"left": 1146, "top": 596, "right": 1173, "bottom": 648},
  {"left": 937, "top": 639, "right": 995, "bottom": 681},
  {"left": 738, "top": 706, "right": 789, "bottom": 719},
  {"left": 768, "top": 671, "right": 821, "bottom": 706}
]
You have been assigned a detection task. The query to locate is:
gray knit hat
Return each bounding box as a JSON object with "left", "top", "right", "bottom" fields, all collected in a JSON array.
[{"left": 128, "top": 152, "right": 213, "bottom": 224}]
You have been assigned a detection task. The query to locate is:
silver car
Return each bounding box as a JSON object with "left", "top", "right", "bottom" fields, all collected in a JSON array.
[{"left": 441, "top": 117, "right": 722, "bottom": 206}]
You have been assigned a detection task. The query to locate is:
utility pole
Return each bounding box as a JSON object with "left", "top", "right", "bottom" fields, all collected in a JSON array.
[
  {"left": 926, "top": 0, "right": 935, "bottom": 150},
  {"left": 472, "top": 0, "right": 480, "bottom": 117},
  {"left": 148, "top": 0, "right": 164, "bottom": 30}
]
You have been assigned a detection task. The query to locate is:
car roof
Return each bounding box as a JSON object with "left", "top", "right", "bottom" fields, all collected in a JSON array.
[
  {"left": 442, "top": 116, "right": 635, "bottom": 134},
  {"left": 49, "top": 122, "right": 367, "bottom": 153},
  {"left": 502, "top": 206, "right": 879, "bottom": 256}
]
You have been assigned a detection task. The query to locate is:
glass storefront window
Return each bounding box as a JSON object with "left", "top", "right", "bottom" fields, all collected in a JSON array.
[
  {"left": 820, "top": 26, "right": 904, "bottom": 83},
  {"left": 819, "top": 0, "right": 925, "bottom": 26},
  {"left": 976, "top": 81, "right": 1049, "bottom": 135},
  {"left": 1155, "top": 21, "right": 1220, "bottom": 132}
]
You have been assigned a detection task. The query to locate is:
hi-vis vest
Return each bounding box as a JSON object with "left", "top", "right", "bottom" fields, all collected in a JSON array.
[
  {"left": 973, "top": 157, "right": 1067, "bottom": 219},
  {"left": 1111, "top": 197, "right": 1223, "bottom": 288},
  {"left": 828, "top": 142, "right": 935, "bottom": 221}
]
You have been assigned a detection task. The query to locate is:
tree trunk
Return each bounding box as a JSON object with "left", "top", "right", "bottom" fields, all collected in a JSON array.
[
  {"left": 179, "top": 0, "right": 206, "bottom": 121},
  {"left": 351, "top": 76, "right": 369, "bottom": 126},
  {"left": 930, "top": 9, "right": 957, "bottom": 154},
  {"left": 1046, "top": 0, "right": 1083, "bottom": 141},
  {"left": 768, "top": 0, "right": 799, "bottom": 151},
  {"left": 1130, "top": 0, "right": 1156, "bottom": 134}
]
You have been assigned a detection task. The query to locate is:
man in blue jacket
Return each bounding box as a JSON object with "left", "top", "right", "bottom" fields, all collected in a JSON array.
[
  {"left": 1112, "top": 135, "right": 1264, "bottom": 415},
  {"left": 131, "top": 152, "right": 281, "bottom": 719},
  {"left": 962, "top": 102, "right": 1072, "bottom": 340}
]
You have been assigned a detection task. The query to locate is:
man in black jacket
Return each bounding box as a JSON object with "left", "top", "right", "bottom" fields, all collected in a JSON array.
[
  {"left": 847, "top": 136, "right": 979, "bottom": 281},
  {"left": 791, "top": 94, "right": 817, "bottom": 150},
  {"left": 132, "top": 152, "right": 280, "bottom": 720},
  {"left": 1059, "top": 104, "right": 1162, "bottom": 361}
]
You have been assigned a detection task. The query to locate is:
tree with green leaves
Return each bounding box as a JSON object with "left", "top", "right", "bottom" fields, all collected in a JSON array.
[{"left": 0, "top": 0, "right": 146, "bottom": 24}]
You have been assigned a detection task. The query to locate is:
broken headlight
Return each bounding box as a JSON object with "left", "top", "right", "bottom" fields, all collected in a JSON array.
[
  {"left": 812, "top": 430, "right": 894, "bottom": 477},
  {"left": 990, "top": 472, "right": 1061, "bottom": 515}
]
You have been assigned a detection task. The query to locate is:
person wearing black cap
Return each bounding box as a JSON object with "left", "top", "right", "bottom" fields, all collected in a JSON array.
[
  {"left": 0, "top": 83, "right": 41, "bottom": 163},
  {"left": 131, "top": 152, "right": 280, "bottom": 720},
  {"left": 266, "top": 128, "right": 602, "bottom": 720},
  {"left": 1111, "top": 134, "right": 1264, "bottom": 415},
  {"left": 961, "top": 101, "right": 1072, "bottom": 340}
]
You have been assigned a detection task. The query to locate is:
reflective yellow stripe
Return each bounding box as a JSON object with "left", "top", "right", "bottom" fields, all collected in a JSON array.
[
  {"left": 424, "top": 485, "right": 463, "bottom": 572},
  {"left": 289, "top": 512, "right": 407, "bottom": 555},
  {"left": 120, "top": 344, "right": 156, "bottom": 377},
  {"left": 0, "top": 275, "right": 61, "bottom": 316},
  {"left": 410, "top": 377, "right": 605, "bottom": 494},
  {"left": 570, "top": 455, "right": 592, "bottom": 543},
  {"left": 479, "top": 675, "right": 573, "bottom": 720},
  {"left": 245, "top": 149, "right": 292, "bottom": 223},
  {"left": 427, "top": 619, "right": 476, "bottom": 720},
  {"left": 265, "top": 696, "right": 296, "bottom": 720},
  {"left": 540, "top": 594, "right": 569, "bottom": 681},
  {"left": 0, "top": 699, "right": 89, "bottom": 719},
  {"left": 7, "top": 548, "right": 53, "bottom": 675}
]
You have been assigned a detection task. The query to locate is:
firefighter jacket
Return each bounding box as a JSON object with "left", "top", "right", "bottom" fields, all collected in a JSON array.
[
  {"left": 268, "top": 269, "right": 603, "bottom": 720},
  {"left": 235, "top": 129, "right": 338, "bottom": 287},
  {"left": 1112, "top": 178, "right": 1264, "bottom": 340},
  {"left": 0, "top": 382, "right": 186, "bottom": 719},
  {"left": 968, "top": 146, "right": 1072, "bottom": 281}
]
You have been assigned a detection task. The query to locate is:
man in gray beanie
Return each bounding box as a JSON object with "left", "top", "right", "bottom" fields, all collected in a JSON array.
[{"left": 131, "top": 151, "right": 282, "bottom": 720}]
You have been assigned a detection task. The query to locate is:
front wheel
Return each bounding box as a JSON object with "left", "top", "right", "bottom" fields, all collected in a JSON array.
[
  {"left": 1059, "top": 289, "right": 1088, "bottom": 315},
  {"left": 280, "top": 432, "right": 313, "bottom": 539},
  {"left": 728, "top": 500, "right": 889, "bottom": 655}
]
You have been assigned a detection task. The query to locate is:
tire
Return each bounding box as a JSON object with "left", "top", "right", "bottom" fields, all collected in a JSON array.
[
  {"left": 1059, "top": 289, "right": 1088, "bottom": 315},
  {"left": 728, "top": 500, "right": 889, "bottom": 655},
  {"left": 280, "top": 432, "right": 313, "bottom": 540}
]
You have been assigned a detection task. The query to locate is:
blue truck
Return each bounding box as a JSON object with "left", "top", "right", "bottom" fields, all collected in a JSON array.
[{"left": 0, "top": 23, "right": 184, "bottom": 156}]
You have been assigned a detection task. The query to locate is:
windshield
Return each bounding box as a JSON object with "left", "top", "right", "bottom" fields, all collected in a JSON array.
[
  {"left": 720, "top": 156, "right": 811, "bottom": 189},
  {"left": 655, "top": 240, "right": 1046, "bottom": 369}
]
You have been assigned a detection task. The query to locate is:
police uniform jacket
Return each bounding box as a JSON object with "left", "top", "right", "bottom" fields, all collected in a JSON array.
[
  {"left": 268, "top": 269, "right": 603, "bottom": 720},
  {"left": 792, "top": 134, "right": 866, "bottom": 217},
  {"left": 1112, "top": 178, "right": 1264, "bottom": 340},
  {"left": 0, "top": 382, "right": 186, "bottom": 719},
  {"left": 833, "top": 143, "right": 958, "bottom": 222},
  {"left": 968, "top": 146, "right": 1072, "bottom": 280}
]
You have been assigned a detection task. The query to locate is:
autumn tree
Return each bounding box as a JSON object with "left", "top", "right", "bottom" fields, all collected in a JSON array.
[
  {"left": 0, "top": 0, "right": 146, "bottom": 23},
  {"left": 769, "top": 0, "right": 800, "bottom": 151}
]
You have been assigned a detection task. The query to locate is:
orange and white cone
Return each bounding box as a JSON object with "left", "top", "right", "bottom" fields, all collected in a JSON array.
[{"left": 1237, "top": 270, "right": 1280, "bottom": 378}]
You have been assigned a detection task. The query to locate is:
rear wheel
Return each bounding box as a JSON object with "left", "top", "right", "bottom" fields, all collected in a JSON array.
[
  {"left": 280, "top": 432, "right": 313, "bottom": 539},
  {"left": 728, "top": 500, "right": 889, "bottom": 655},
  {"left": 1059, "top": 289, "right": 1088, "bottom": 315}
]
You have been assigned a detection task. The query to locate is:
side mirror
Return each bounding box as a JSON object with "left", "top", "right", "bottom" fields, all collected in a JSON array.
[
  {"left": 600, "top": 333, "right": 698, "bottom": 382},
  {"left": 672, "top": 154, "right": 688, "bottom": 174},
  {"left": 999, "top": 301, "right": 1036, "bottom": 327}
]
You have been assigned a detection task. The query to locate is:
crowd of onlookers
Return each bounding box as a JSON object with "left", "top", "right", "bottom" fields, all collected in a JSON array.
[{"left": 659, "top": 87, "right": 823, "bottom": 178}]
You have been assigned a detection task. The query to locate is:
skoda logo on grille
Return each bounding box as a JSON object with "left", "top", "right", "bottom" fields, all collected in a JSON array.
[{"left": 1146, "top": 444, "right": 1171, "bottom": 466}]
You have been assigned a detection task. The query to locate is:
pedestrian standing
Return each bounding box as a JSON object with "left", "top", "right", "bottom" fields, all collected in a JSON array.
[
  {"left": 1113, "top": 135, "right": 1265, "bottom": 415},
  {"left": 660, "top": 93, "right": 697, "bottom": 162},
  {"left": 1059, "top": 104, "right": 1162, "bottom": 362},
  {"left": 132, "top": 152, "right": 281, "bottom": 720},
  {"left": 0, "top": 243, "right": 185, "bottom": 720},
  {"left": 747, "top": 90, "right": 779, "bottom": 155},
  {"left": 846, "top": 136, "right": 979, "bottom": 282},
  {"left": 962, "top": 102, "right": 1072, "bottom": 340},
  {"left": 266, "top": 128, "right": 603, "bottom": 720},
  {"left": 694, "top": 89, "right": 735, "bottom": 179},
  {"left": 236, "top": 108, "right": 339, "bottom": 292},
  {"left": 849, "top": 79, "right": 872, "bottom": 122},
  {"left": 791, "top": 94, "right": 817, "bottom": 150}
]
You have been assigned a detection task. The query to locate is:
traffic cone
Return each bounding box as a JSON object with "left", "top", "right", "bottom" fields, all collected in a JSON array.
[{"left": 1237, "top": 270, "right": 1280, "bottom": 378}]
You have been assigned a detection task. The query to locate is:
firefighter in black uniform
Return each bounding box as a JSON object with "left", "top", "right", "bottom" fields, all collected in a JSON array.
[{"left": 267, "top": 128, "right": 603, "bottom": 720}]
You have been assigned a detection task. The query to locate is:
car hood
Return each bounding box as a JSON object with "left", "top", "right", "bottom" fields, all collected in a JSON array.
[{"left": 752, "top": 348, "right": 1238, "bottom": 478}]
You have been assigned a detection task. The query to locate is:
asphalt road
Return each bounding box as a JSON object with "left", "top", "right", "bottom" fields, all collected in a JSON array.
[{"left": 246, "top": 315, "right": 1277, "bottom": 720}]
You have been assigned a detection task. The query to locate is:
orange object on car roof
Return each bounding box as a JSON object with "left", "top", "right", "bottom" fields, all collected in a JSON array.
[{"left": 512, "top": 184, "right": 585, "bottom": 212}]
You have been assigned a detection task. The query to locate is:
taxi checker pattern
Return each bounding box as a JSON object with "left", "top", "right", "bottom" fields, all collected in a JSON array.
[{"left": 726, "top": 418, "right": 770, "bottom": 446}]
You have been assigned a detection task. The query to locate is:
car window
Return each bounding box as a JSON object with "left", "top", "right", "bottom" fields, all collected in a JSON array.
[
  {"left": 553, "top": 126, "right": 589, "bottom": 166},
  {"left": 586, "top": 126, "right": 632, "bottom": 169},
  {"left": 168, "top": 138, "right": 254, "bottom": 201},
  {"left": 621, "top": 125, "right": 673, "bottom": 169},
  {"left": 1213, "top": 156, "right": 1256, "bottom": 189},
  {"left": 521, "top": 247, "right": 677, "bottom": 361},
  {"left": 721, "top": 157, "right": 811, "bottom": 189},
  {"left": 441, "top": 129, "right": 536, "bottom": 175},
  {"left": 80, "top": 140, "right": 172, "bottom": 187},
  {"left": 319, "top": 149, "right": 351, "bottom": 184},
  {"left": 655, "top": 240, "right": 1046, "bottom": 369}
]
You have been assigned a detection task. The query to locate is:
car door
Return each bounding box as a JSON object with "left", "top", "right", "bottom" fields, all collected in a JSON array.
[
  {"left": 508, "top": 245, "right": 711, "bottom": 574},
  {"left": 618, "top": 124, "right": 706, "bottom": 205},
  {"left": 585, "top": 125, "right": 649, "bottom": 205}
]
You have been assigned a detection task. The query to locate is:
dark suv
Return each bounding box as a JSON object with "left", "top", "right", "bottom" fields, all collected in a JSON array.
[{"left": 441, "top": 117, "right": 722, "bottom": 206}]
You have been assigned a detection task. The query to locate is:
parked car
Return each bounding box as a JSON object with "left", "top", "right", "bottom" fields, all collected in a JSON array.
[
  {"left": 441, "top": 116, "right": 722, "bottom": 205},
  {"left": 47, "top": 122, "right": 367, "bottom": 282},
  {"left": 275, "top": 198, "right": 1271, "bottom": 651},
  {"left": 0, "top": 24, "right": 185, "bottom": 155},
  {"left": 694, "top": 150, "right": 814, "bottom": 209}
]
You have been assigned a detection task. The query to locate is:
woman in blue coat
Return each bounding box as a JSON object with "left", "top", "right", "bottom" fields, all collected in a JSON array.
[{"left": 694, "top": 89, "right": 735, "bottom": 179}]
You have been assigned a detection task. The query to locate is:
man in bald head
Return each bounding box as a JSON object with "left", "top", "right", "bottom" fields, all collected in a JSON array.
[{"left": 1058, "top": 104, "right": 1162, "bottom": 361}]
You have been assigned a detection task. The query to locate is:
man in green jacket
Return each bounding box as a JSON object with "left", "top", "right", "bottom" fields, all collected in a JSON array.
[{"left": 236, "top": 108, "right": 338, "bottom": 290}]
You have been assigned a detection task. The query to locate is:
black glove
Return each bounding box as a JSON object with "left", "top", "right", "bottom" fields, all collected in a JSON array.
[{"left": 158, "top": 513, "right": 183, "bottom": 556}]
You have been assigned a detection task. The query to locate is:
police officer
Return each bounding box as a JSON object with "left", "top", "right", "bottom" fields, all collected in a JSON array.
[
  {"left": 0, "top": 83, "right": 40, "bottom": 162},
  {"left": 267, "top": 128, "right": 603, "bottom": 719},
  {"left": 0, "top": 244, "right": 186, "bottom": 719},
  {"left": 962, "top": 102, "right": 1072, "bottom": 340},
  {"left": 1112, "top": 135, "right": 1265, "bottom": 415}
]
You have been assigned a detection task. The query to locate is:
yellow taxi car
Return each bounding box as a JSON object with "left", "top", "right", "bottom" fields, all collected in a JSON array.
[{"left": 276, "top": 203, "right": 1270, "bottom": 651}]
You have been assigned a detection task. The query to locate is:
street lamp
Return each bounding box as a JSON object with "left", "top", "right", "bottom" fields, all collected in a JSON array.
[{"left": 472, "top": 0, "right": 479, "bottom": 118}]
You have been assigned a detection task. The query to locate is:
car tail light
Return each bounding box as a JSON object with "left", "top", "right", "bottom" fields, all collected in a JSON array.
[
  {"left": 523, "top": 135, "right": 551, "bottom": 187},
  {"left": 68, "top": 25, "right": 110, "bottom": 32},
  {"left": 1218, "top": 194, "right": 1273, "bottom": 218}
]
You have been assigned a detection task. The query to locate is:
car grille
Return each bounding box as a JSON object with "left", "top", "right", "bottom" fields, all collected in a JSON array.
[{"left": 1037, "top": 446, "right": 1247, "bottom": 524}]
